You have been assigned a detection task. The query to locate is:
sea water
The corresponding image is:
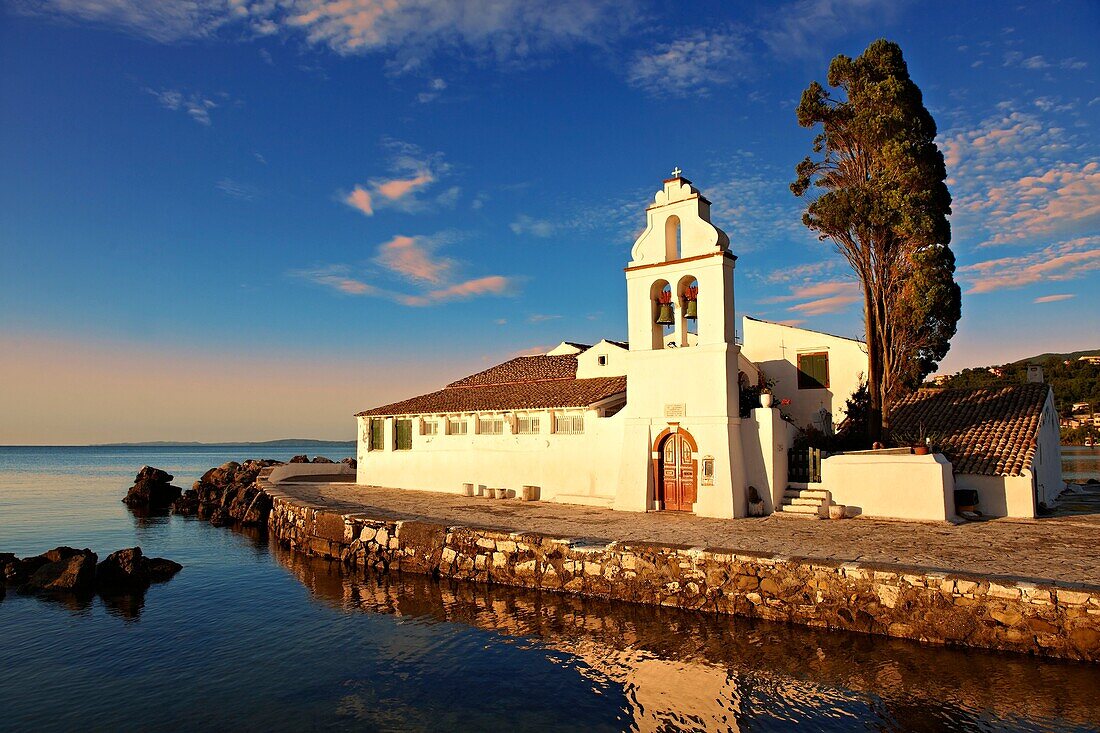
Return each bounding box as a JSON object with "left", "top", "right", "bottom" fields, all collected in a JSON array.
[{"left": 1, "top": 444, "right": 1099, "bottom": 732}]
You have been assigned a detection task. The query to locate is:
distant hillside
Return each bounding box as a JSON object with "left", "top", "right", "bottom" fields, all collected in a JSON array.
[
  {"left": 92, "top": 439, "right": 355, "bottom": 447},
  {"left": 934, "top": 349, "right": 1100, "bottom": 416}
]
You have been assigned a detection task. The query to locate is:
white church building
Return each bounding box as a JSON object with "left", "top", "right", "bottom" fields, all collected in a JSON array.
[{"left": 355, "top": 172, "right": 871, "bottom": 519}]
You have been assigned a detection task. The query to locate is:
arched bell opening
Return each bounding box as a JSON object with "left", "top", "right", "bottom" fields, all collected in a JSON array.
[
  {"left": 664, "top": 215, "right": 682, "bottom": 261},
  {"left": 677, "top": 275, "right": 699, "bottom": 347},
  {"left": 650, "top": 279, "right": 674, "bottom": 349}
]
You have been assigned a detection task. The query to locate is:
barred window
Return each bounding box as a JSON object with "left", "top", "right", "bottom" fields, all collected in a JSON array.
[
  {"left": 447, "top": 418, "right": 468, "bottom": 435},
  {"left": 516, "top": 416, "right": 540, "bottom": 434},
  {"left": 369, "top": 419, "right": 385, "bottom": 451},
  {"left": 479, "top": 417, "right": 504, "bottom": 435},
  {"left": 422, "top": 420, "right": 439, "bottom": 435},
  {"left": 554, "top": 414, "right": 584, "bottom": 434},
  {"left": 394, "top": 419, "right": 413, "bottom": 451}
]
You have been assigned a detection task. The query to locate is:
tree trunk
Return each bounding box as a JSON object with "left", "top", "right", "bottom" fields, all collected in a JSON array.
[{"left": 863, "top": 282, "right": 883, "bottom": 445}]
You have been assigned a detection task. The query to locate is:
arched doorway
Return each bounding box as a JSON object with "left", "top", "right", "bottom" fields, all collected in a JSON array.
[{"left": 653, "top": 428, "right": 697, "bottom": 512}]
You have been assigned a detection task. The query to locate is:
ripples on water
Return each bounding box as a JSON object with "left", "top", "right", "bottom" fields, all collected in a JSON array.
[{"left": 1, "top": 445, "right": 1099, "bottom": 732}]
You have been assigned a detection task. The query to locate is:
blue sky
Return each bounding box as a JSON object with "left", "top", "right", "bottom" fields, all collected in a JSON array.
[{"left": 1, "top": 0, "right": 1098, "bottom": 442}]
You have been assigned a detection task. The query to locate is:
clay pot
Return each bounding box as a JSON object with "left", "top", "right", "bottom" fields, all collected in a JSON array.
[
  {"left": 913, "top": 446, "right": 931, "bottom": 456},
  {"left": 829, "top": 504, "right": 847, "bottom": 520},
  {"left": 760, "top": 393, "right": 774, "bottom": 408}
]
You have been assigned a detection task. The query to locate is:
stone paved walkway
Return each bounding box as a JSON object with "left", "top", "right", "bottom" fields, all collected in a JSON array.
[{"left": 271, "top": 481, "right": 1100, "bottom": 587}]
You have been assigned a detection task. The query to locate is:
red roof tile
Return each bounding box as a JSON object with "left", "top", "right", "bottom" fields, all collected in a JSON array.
[
  {"left": 356, "top": 354, "right": 626, "bottom": 417},
  {"left": 890, "top": 383, "right": 1051, "bottom": 476}
]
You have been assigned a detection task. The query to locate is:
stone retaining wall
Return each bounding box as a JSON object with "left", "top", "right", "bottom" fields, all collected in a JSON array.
[{"left": 266, "top": 490, "right": 1100, "bottom": 662}]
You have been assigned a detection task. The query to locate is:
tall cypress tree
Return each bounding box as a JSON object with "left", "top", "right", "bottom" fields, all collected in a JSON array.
[{"left": 792, "top": 39, "right": 961, "bottom": 442}]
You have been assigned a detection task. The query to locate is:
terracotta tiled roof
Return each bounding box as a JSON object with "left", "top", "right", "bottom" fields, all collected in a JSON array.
[
  {"left": 447, "top": 355, "right": 578, "bottom": 388},
  {"left": 890, "top": 383, "right": 1051, "bottom": 476},
  {"left": 356, "top": 354, "right": 626, "bottom": 417}
]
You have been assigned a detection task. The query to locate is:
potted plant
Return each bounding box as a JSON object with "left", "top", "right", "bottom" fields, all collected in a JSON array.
[
  {"left": 747, "top": 485, "right": 766, "bottom": 516},
  {"left": 683, "top": 284, "right": 699, "bottom": 320},
  {"left": 655, "top": 290, "right": 675, "bottom": 325}
]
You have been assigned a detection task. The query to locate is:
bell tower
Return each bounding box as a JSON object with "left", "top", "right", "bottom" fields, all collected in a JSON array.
[
  {"left": 625, "top": 171, "right": 736, "bottom": 350},
  {"left": 614, "top": 170, "right": 748, "bottom": 519}
]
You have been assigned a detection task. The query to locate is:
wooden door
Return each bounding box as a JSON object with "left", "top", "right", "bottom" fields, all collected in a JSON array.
[{"left": 659, "top": 433, "right": 696, "bottom": 512}]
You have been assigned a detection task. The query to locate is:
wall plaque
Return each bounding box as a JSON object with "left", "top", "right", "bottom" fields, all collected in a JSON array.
[{"left": 664, "top": 403, "right": 686, "bottom": 418}]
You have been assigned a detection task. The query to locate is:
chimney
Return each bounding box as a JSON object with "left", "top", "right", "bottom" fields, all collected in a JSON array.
[{"left": 1027, "top": 364, "right": 1044, "bottom": 383}]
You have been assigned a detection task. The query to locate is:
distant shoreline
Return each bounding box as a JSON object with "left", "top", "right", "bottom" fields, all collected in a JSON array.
[{"left": 1, "top": 439, "right": 355, "bottom": 448}]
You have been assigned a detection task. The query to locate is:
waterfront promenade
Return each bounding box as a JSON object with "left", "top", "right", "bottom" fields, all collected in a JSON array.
[{"left": 269, "top": 481, "right": 1100, "bottom": 587}]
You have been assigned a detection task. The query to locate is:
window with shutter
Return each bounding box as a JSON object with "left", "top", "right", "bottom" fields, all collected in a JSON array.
[
  {"left": 797, "top": 352, "right": 829, "bottom": 390},
  {"left": 394, "top": 419, "right": 413, "bottom": 450},
  {"left": 479, "top": 417, "right": 504, "bottom": 435},
  {"left": 554, "top": 414, "right": 585, "bottom": 434},
  {"left": 516, "top": 416, "right": 540, "bottom": 434},
  {"left": 369, "top": 419, "right": 385, "bottom": 451}
]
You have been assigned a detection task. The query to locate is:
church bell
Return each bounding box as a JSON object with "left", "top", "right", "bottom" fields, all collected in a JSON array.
[
  {"left": 684, "top": 299, "right": 698, "bottom": 319},
  {"left": 655, "top": 303, "right": 675, "bottom": 326}
]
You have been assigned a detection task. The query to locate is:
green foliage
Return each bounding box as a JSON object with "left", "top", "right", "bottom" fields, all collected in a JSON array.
[
  {"left": 793, "top": 383, "right": 874, "bottom": 452},
  {"left": 791, "top": 39, "right": 961, "bottom": 438},
  {"left": 937, "top": 352, "right": 1100, "bottom": 418}
]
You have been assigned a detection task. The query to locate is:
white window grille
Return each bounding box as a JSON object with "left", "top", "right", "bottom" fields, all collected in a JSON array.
[
  {"left": 554, "top": 414, "right": 584, "bottom": 435},
  {"left": 479, "top": 417, "right": 504, "bottom": 435},
  {"left": 447, "top": 418, "right": 468, "bottom": 436},
  {"left": 516, "top": 416, "right": 540, "bottom": 434},
  {"left": 422, "top": 420, "right": 438, "bottom": 436}
]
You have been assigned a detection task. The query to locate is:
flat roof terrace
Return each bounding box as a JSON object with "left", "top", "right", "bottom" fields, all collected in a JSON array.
[{"left": 263, "top": 481, "right": 1100, "bottom": 588}]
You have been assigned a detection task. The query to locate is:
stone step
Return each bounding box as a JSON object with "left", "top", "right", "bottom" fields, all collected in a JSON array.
[
  {"left": 784, "top": 488, "right": 830, "bottom": 500},
  {"left": 785, "top": 497, "right": 827, "bottom": 507},
  {"left": 777, "top": 503, "right": 824, "bottom": 516}
]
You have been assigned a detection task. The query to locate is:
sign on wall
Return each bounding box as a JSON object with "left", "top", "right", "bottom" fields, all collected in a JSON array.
[{"left": 664, "top": 403, "right": 687, "bottom": 418}]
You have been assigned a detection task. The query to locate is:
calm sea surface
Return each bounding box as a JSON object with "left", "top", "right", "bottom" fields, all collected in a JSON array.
[{"left": 1, "top": 444, "right": 1099, "bottom": 732}]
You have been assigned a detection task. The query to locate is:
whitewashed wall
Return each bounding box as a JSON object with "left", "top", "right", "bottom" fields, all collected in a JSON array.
[
  {"left": 356, "top": 409, "right": 625, "bottom": 505},
  {"left": 740, "top": 316, "right": 868, "bottom": 431}
]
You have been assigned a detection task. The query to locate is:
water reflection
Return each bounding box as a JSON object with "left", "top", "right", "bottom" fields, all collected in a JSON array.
[{"left": 270, "top": 543, "right": 1100, "bottom": 732}]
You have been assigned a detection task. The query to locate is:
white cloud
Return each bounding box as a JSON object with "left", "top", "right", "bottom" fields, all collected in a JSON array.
[
  {"left": 21, "top": 0, "right": 633, "bottom": 66},
  {"left": 510, "top": 215, "right": 555, "bottom": 238},
  {"left": 759, "top": 0, "right": 901, "bottom": 59},
  {"left": 144, "top": 86, "right": 218, "bottom": 125},
  {"left": 628, "top": 28, "right": 745, "bottom": 96},
  {"left": 215, "top": 178, "right": 259, "bottom": 200}
]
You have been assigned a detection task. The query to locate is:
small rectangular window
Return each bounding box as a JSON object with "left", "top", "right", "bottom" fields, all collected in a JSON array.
[
  {"left": 479, "top": 417, "right": 504, "bottom": 435},
  {"left": 394, "top": 419, "right": 413, "bottom": 450},
  {"left": 797, "top": 352, "right": 829, "bottom": 390},
  {"left": 597, "top": 354, "right": 608, "bottom": 366},
  {"left": 516, "top": 416, "right": 540, "bottom": 434},
  {"left": 554, "top": 414, "right": 584, "bottom": 434},
  {"left": 369, "top": 419, "right": 385, "bottom": 451},
  {"left": 447, "top": 418, "right": 468, "bottom": 435},
  {"left": 422, "top": 420, "right": 438, "bottom": 436}
]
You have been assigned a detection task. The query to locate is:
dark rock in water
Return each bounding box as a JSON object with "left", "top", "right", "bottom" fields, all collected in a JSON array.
[
  {"left": 289, "top": 454, "right": 309, "bottom": 463},
  {"left": 24, "top": 548, "right": 98, "bottom": 594},
  {"left": 136, "top": 465, "right": 173, "bottom": 484},
  {"left": 184, "top": 458, "right": 283, "bottom": 527},
  {"left": 123, "top": 465, "right": 182, "bottom": 510},
  {"left": 146, "top": 557, "right": 183, "bottom": 582},
  {"left": 171, "top": 488, "right": 200, "bottom": 515},
  {"left": 97, "top": 547, "right": 182, "bottom": 590},
  {"left": 341, "top": 457, "right": 357, "bottom": 469},
  {"left": 311, "top": 455, "right": 334, "bottom": 463}
]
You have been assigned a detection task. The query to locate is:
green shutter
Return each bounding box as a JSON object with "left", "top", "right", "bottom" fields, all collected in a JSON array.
[
  {"left": 395, "top": 419, "right": 412, "bottom": 450},
  {"left": 370, "top": 419, "right": 385, "bottom": 450},
  {"left": 798, "top": 353, "right": 829, "bottom": 389}
]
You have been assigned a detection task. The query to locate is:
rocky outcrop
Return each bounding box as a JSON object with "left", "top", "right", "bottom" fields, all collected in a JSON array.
[
  {"left": 341, "top": 457, "right": 357, "bottom": 470},
  {"left": 173, "top": 459, "right": 283, "bottom": 527},
  {"left": 2, "top": 546, "right": 180, "bottom": 604},
  {"left": 122, "top": 466, "right": 182, "bottom": 511},
  {"left": 289, "top": 454, "right": 310, "bottom": 463},
  {"left": 96, "top": 547, "right": 182, "bottom": 590},
  {"left": 23, "top": 547, "right": 98, "bottom": 594}
]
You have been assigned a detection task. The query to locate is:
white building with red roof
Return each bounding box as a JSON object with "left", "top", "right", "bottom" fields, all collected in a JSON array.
[{"left": 353, "top": 173, "right": 870, "bottom": 518}]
